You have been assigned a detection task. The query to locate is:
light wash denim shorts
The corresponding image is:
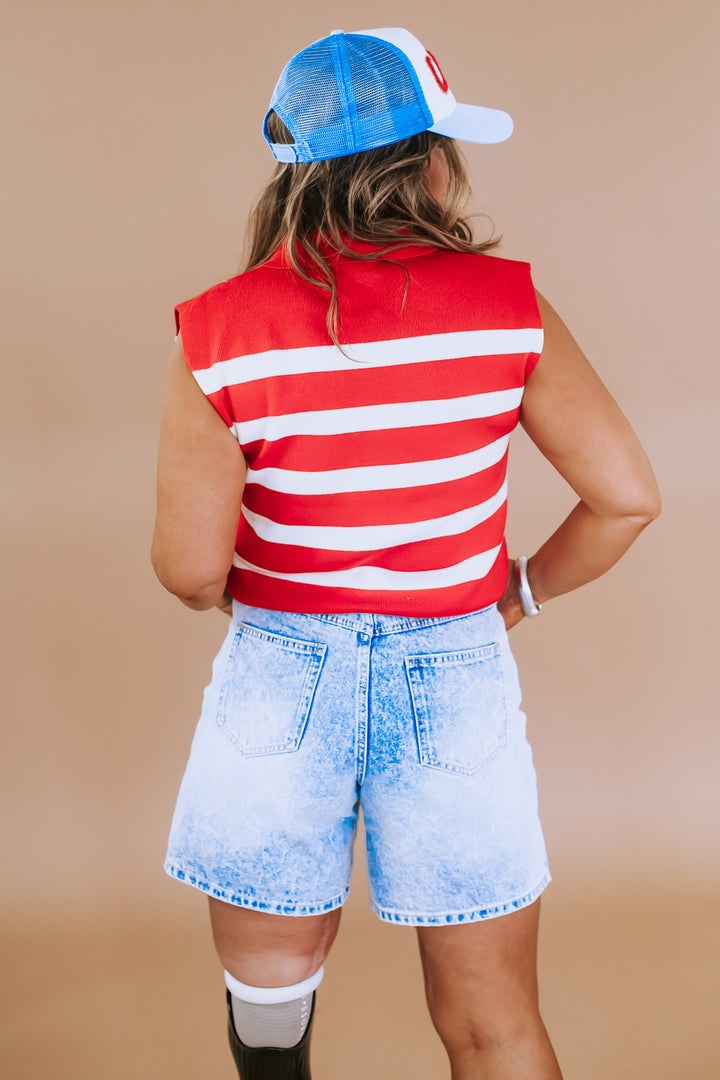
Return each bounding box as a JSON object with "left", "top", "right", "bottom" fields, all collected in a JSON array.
[{"left": 164, "top": 602, "right": 550, "bottom": 925}]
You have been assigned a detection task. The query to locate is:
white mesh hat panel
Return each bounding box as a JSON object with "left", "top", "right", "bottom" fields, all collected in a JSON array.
[{"left": 357, "top": 27, "right": 458, "bottom": 125}]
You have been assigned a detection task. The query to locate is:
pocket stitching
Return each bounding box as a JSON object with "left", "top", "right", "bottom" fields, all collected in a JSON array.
[
  {"left": 216, "top": 623, "right": 327, "bottom": 756},
  {"left": 405, "top": 645, "right": 508, "bottom": 776}
]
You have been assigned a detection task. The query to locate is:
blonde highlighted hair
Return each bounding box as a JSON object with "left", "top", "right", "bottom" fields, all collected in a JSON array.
[{"left": 244, "top": 112, "right": 500, "bottom": 348}]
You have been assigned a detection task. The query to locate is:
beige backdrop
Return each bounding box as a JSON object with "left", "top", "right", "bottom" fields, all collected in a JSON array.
[{"left": 2, "top": 1, "right": 719, "bottom": 1077}]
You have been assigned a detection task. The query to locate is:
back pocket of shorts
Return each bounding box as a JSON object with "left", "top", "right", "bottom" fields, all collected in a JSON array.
[
  {"left": 217, "top": 624, "right": 327, "bottom": 756},
  {"left": 405, "top": 644, "right": 507, "bottom": 775}
]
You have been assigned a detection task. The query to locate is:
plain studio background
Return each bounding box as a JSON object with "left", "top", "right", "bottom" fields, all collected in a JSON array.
[{"left": 2, "top": 1, "right": 718, "bottom": 1077}]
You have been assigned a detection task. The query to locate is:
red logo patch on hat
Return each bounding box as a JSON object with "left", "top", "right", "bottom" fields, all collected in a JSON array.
[{"left": 425, "top": 50, "right": 449, "bottom": 93}]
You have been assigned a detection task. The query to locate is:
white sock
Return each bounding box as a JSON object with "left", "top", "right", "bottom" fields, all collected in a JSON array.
[{"left": 224, "top": 967, "right": 323, "bottom": 1049}]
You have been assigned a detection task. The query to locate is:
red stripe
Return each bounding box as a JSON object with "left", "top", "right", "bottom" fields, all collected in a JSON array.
[
  {"left": 218, "top": 356, "right": 527, "bottom": 423},
  {"left": 227, "top": 544, "right": 509, "bottom": 618},
  {"left": 243, "top": 413, "right": 517, "bottom": 470},
  {"left": 179, "top": 253, "right": 540, "bottom": 365},
  {"left": 236, "top": 506, "right": 506, "bottom": 574},
  {"left": 242, "top": 455, "right": 508, "bottom": 527}
]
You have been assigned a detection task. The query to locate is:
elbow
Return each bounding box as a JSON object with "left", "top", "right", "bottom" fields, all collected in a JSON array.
[
  {"left": 150, "top": 541, "right": 178, "bottom": 595},
  {"left": 589, "top": 479, "right": 662, "bottom": 530},
  {"left": 631, "top": 484, "right": 662, "bottom": 527},
  {"left": 156, "top": 571, "right": 228, "bottom": 611},
  {"left": 151, "top": 546, "right": 228, "bottom": 610},
  {"left": 613, "top": 486, "right": 662, "bottom": 530}
]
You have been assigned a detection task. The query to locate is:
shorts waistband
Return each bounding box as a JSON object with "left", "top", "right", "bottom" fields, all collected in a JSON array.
[{"left": 302, "top": 605, "right": 498, "bottom": 638}]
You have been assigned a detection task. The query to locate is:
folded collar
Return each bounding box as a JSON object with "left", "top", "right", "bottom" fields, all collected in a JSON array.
[{"left": 264, "top": 232, "right": 437, "bottom": 268}]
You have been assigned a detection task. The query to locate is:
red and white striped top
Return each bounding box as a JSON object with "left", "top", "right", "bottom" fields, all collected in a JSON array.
[{"left": 175, "top": 241, "right": 542, "bottom": 617}]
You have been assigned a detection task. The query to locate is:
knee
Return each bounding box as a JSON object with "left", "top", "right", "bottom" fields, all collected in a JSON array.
[
  {"left": 425, "top": 983, "right": 540, "bottom": 1058},
  {"left": 209, "top": 901, "right": 341, "bottom": 987}
]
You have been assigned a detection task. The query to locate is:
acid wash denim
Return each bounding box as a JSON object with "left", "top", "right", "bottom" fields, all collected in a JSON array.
[{"left": 165, "top": 601, "right": 550, "bottom": 925}]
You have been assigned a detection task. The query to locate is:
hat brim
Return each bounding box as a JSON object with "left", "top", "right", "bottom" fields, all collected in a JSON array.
[{"left": 430, "top": 103, "right": 513, "bottom": 144}]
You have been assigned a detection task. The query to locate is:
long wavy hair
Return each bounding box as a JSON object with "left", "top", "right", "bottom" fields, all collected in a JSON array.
[{"left": 243, "top": 111, "right": 500, "bottom": 348}]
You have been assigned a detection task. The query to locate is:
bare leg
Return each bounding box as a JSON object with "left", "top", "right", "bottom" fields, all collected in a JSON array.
[
  {"left": 209, "top": 900, "right": 342, "bottom": 1077},
  {"left": 417, "top": 898, "right": 562, "bottom": 1080},
  {"left": 208, "top": 897, "right": 342, "bottom": 985}
]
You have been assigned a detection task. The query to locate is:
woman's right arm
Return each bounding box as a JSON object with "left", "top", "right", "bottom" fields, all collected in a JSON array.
[
  {"left": 497, "top": 292, "right": 661, "bottom": 629},
  {"left": 151, "top": 334, "right": 246, "bottom": 612}
]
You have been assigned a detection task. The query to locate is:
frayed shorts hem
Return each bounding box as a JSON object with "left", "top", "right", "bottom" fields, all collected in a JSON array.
[
  {"left": 370, "top": 870, "right": 552, "bottom": 926},
  {"left": 163, "top": 862, "right": 349, "bottom": 916}
]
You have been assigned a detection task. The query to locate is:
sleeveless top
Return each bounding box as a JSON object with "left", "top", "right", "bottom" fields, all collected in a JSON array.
[{"left": 174, "top": 241, "right": 543, "bottom": 617}]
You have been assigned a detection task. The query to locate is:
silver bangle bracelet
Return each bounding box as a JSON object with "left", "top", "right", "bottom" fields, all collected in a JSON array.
[{"left": 516, "top": 556, "right": 542, "bottom": 617}]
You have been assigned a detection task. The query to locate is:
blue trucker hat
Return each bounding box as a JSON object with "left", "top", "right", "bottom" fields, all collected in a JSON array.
[{"left": 264, "top": 27, "right": 513, "bottom": 163}]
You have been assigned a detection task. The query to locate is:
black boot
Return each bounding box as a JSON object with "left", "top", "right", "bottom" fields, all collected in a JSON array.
[{"left": 225, "top": 989, "right": 315, "bottom": 1080}]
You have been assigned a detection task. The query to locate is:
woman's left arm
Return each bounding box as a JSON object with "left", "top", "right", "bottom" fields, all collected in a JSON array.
[
  {"left": 497, "top": 292, "right": 662, "bottom": 629},
  {"left": 151, "top": 334, "right": 246, "bottom": 611}
]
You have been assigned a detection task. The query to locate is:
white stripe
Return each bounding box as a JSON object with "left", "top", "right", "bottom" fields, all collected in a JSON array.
[
  {"left": 241, "top": 479, "right": 508, "bottom": 552},
  {"left": 231, "top": 545, "right": 503, "bottom": 591},
  {"left": 194, "top": 327, "right": 543, "bottom": 394},
  {"left": 236, "top": 386, "right": 523, "bottom": 444},
  {"left": 247, "top": 433, "right": 509, "bottom": 495}
]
